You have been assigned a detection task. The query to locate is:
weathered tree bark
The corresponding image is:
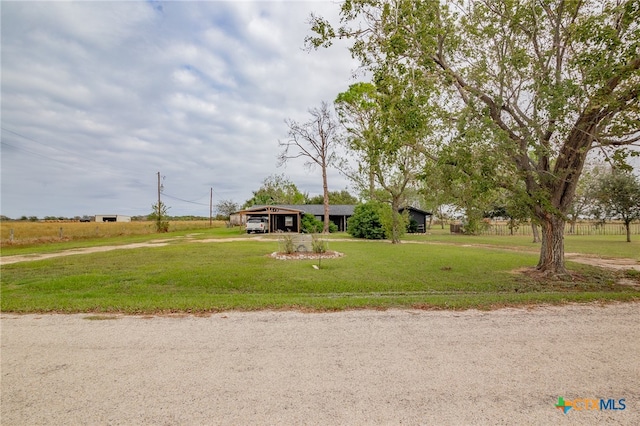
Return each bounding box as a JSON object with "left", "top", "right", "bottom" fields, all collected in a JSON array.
[{"left": 537, "top": 214, "right": 567, "bottom": 275}]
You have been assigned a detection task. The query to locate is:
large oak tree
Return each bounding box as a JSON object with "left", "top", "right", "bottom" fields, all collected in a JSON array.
[{"left": 309, "top": 0, "right": 640, "bottom": 274}]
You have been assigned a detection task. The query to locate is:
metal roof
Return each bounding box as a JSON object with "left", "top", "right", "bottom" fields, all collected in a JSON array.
[{"left": 243, "top": 205, "right": 356, "bottom": 216}]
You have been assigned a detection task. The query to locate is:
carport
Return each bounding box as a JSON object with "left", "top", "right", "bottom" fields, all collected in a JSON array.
[{"left": 237, "top": 206, "right": 303, "bottom": 233}]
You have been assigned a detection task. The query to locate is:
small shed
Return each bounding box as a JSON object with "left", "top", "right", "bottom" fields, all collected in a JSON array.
[{"left": 399, "top": 207, "right": 432, "bottom": 233}]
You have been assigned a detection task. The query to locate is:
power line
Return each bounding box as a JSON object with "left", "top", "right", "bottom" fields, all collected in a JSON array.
[
  {"left": 1, "top": 140, "right": 72, "bottom": 165},
  {"left": 1, "top": 126, "right": 152, "bottom": 181},
  {"left": 162, "top": 192, "right": 210, "bottom": 206},
  {"left": 2, "top": 126, "right": 104, "bottom": 165}
]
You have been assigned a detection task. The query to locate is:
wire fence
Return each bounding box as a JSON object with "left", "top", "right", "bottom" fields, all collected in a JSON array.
[{"left": 478, "top": 222, "right": 640, "bottom": 236}]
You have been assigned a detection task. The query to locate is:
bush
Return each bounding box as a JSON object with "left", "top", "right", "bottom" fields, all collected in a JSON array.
[
  {"left": 406, "top": 218, "right": 419, "bottom": 233},
  {"left": 301, "top": 213, "right": 338, "bottom": 233},
  {"left": 301, "top": 213, "right": 323, "bottom": 233},
  {"left": 311, "top": 234, "right": 327, "bottom": 253},
  {"left": 280, "top": 234, "right": 295, "bottom": 254},
  {"left": 347, "top": 202, "right": 386, "bottom": 239}
]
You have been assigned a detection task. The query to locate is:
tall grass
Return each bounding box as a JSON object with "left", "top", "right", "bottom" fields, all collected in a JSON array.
[{"left": 0, "top": 220, "right": 228, "bottom": 246}]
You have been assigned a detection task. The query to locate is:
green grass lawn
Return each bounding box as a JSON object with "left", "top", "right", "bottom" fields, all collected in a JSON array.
[
  {"left": 404, "top": 229, "right": 640, "bottom": 260},
  {"left": 2, "top": 235, "right": 638, "bottom": 313}
]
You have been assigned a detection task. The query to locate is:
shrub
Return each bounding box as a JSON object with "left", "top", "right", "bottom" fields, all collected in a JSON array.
[
  {"left": 311, "top": 234, "right": 327, "bottom": 253},
  {"left": 347, "top": 202, "right": 386, "bottom": 239},
  {"left": 280, "top": 234, "right": 295, "bottom": 254},
  {"left": 407, "top": 218, "right": 419, "bottom": 233},
  {"left": 301, "top": 213, "right": 323, "bottom": 233},
  {"left": 301, "top": 213, "right": 338, "bottom": 233}
]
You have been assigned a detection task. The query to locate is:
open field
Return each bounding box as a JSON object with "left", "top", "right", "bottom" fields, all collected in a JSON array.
[
  {"left": 1, "top": 226, "right": 639, "bottom": 313},
  {"left": 0, "top": 220, "right": 227, "bottom": 247}
]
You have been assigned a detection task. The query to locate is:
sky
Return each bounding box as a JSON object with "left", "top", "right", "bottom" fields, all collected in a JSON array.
[{"left": 1, "top": 0, "right": 359, "bottom": 219}]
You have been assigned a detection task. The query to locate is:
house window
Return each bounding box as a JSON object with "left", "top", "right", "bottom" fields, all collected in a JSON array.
[{"left": 285, "top": 216, "right": 293, "bottom": 227}]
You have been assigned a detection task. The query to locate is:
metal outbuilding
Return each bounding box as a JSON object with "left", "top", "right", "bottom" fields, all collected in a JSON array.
[{"left": 94, "top": 215, "right": 131, "bottom": 223}]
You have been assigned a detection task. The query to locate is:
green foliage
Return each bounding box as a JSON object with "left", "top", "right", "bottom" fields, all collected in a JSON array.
[
  {"left": 301, "top": 213, "right": 338, "bottom": 233},
  {"left": 347, "top": 202, "right": 387, "bottom": 239},
  {"left": 311, "top": 234, "right": 327, "bottom": 253},
  {"left": 243, "top": 174, "right": 308, "bottom": 208},
  {"left": 301, "top": 213, "right": 323, "bottom": 233},
  {"left": 306, "top": 189, "right": 359, "bottom": 205},
  {"left": 215, "top": 199, "right": 239, "bottom": 219},
  {"left": 407, "top": 218, "right": 419, "bottom": 233},
  {"left": 312, "top": 0, "right": 640, "bottom": 273},
  {"left": 280, "top": 234, "right": 295, "bottom": 254},
  {"left": 593, "top": 171, "right": 640, "bottom": 221},
  {"left": 149, "top": 201, "right": 170, "bottom": 233},
  {"left": 592, "top": 170, "right": 640, "bottom": 241}
]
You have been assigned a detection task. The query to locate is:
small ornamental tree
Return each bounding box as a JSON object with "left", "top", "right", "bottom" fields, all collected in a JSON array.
[
  {"left": 150, "top": 201, "right": 169, "bottom": 233},
  {"left": 347, "top": 202, "right": 386, "bottom": 239}
]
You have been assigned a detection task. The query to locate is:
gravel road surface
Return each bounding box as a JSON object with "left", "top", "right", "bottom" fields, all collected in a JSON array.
[{"left": 2, "top": 303, "right": 639, "bottom": 425}]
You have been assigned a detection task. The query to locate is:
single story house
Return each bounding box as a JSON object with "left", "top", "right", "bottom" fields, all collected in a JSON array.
[
  {"left": 237, "top": 205, "right": 356, "bottom": 233},
  {"left": 238, "top": 204, "right": 431, "bottom": 233}
]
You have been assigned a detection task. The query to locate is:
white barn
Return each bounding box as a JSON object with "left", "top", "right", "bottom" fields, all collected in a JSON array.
[{"left": 94, "top": 214, "right": 131, "bottom": 223}]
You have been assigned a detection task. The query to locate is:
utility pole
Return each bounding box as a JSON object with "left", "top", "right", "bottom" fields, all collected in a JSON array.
[
  {"left": 209, "top": 187, "right": 213, "bottom": 227},
  {"left": 156, "top": 172, "right": 162, "bottom": 231},
  {"left": 157, "top": 172, "right": 161, "bottom": 212}
]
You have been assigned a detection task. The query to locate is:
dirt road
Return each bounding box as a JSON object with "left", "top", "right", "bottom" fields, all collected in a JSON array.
[{"left": 2, "top": 303, "right": 638, "bottom": 425}]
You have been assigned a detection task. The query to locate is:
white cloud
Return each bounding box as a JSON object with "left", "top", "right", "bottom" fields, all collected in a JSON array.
[{"left": 1, "top": 1, "right": 359, "bottom": 218}]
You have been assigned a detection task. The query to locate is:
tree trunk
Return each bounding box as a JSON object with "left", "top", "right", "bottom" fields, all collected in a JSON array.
[
  {"left": 625, "top": 221, "right": 631, "bottom": 243},
  {"left": 390, "top": 197, "right": 401, "bottom": 244},
  {"left": 369, "top": 168, "right": 375, "bottom": 200},
  {"left": 322, "top": 164, "right": 330, "bottom": 233},
  {"left": 531, "top": 223, "right": 540, "bottom": 243},
  {"left": 537, "top": 214, "right": 567, "bottom": 275}
]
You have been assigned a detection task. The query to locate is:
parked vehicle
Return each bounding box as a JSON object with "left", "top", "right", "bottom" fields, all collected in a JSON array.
[
  {"left": 79, "top": 216, "right": 93, "bottom": 222},
  {"left": 246, "top": 217, "right": 269, "bottom": 234}
]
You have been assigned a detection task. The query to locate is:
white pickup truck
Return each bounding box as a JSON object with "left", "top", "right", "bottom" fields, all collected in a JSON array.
[{"left": 246, "top": 217, "right": 269, "bottom": 233}]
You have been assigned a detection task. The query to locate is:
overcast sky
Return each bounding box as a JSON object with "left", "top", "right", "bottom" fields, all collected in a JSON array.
[{"left": 1, "top": 0, "right": 358, "bottom": 218}]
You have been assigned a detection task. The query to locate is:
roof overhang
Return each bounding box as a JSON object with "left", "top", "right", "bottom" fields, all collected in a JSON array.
[{"left": 237, "top": 206, "right": 305, "bottom": 215}]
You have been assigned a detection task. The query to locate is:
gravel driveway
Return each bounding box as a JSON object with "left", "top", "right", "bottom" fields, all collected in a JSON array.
[{"left": 2, "top": 303, "right": 639, "bottom": 425}]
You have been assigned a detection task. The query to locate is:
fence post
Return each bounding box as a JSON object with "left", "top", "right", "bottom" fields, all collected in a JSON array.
[
  {"left": 10, "top": 229, "right": 14, "bottom": 242},
  {"left": 59, "top": 227, "right": 63, "bottom": 238}
]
